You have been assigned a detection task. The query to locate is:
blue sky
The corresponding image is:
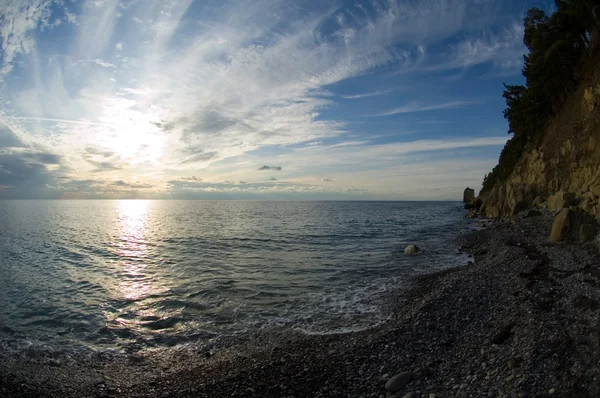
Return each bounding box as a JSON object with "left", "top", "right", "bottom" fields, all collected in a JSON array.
[{"left": 0, "top": 0, "right": 553, "bottom": 200}]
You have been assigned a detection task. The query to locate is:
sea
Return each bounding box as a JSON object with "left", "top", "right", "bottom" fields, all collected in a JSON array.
[{"left": 0, "top": 200, "right": 471, "bottom": 357}]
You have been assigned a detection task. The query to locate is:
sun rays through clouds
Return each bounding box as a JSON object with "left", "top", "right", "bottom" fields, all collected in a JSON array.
[{"left": 0, "top": 0, "right": 547, "bottom": 199}]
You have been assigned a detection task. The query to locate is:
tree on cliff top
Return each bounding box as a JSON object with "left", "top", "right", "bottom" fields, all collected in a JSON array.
[{"left": 481, "top": 0, "right": 600, "bottom": 194}]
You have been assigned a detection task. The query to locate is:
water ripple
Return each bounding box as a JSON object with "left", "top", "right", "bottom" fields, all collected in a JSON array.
[{"left": 0, "top": 200, "right": 470, "bottom": 353}]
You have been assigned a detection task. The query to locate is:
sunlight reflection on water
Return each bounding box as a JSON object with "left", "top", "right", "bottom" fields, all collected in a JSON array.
[
  {"left": 0, "top": 200, "right": 470, "bottom": 350},
  {"left": 114, "top": 200, "right": 166, "bottom": 304}
]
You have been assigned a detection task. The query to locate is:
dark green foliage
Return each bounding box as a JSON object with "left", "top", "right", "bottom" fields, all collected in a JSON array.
[{"left": 481, "top": 0, "right": 600, "bottom": 194}]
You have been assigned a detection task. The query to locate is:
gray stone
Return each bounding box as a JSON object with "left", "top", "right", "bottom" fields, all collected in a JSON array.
[
  {"left": 402, "top": 393, "right": 416, "bottom": 398},
  {"left": 385, "top": 372, "right": 413, "bottom": 393},
  {"left": 404, "top": 245, "right": 420, "bottom": 255},
  {"left": 523, "top": 209, "right": 542, "bottom": 218}
]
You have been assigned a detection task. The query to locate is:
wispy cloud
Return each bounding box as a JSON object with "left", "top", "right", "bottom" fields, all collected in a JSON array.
[
  {"left": 371, "top": 101, "right": 478, "bottom": 117},
  {"left": 0, "top": 0, "right": 528, "bottom": 198},
  {"left": 0, "top": 0, "right": 54, "bottom": 79},
  {"left": 340, "top": 89, "right": 393, "bottom": 99}
]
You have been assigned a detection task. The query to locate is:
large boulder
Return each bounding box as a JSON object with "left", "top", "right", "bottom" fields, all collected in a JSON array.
[
  {"left": 463, "top": 187, "right": 475, "bottom": 203},
  {"left": 549, "top": 208, "right": 597, "bottom": 242},
  {"left": 547, "top": 191, "right": 576, "bottom": 211}
]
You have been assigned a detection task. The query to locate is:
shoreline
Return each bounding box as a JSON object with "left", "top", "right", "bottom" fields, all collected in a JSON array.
[{"left": 2, "top": 213, "right": 600, "bottom": 397}]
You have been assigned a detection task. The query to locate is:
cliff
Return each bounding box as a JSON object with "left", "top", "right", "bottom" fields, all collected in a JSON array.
[{"left": 479, "top": 53, "right": 600, "bottom": 220}]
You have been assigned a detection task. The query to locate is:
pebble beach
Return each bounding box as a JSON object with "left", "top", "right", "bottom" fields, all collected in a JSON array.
[{"left": 2, "top": 211, "right": 600, "bottom": 397}]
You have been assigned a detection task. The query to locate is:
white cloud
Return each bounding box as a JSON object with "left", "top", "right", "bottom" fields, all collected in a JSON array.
[
  {"left": 77, "top": 59, "right": 117, "bottom": 68},
  {"left": 64, "top": 9, "right": 77, "bottom": 24},
  {"left": 0, "top": 0, "right": 55, "bottom": 79},
  {"left": 372, "top": 101, "right": 478, "bottom": 117},
  {"left": 0, "top": 0, "right": 521, "bottom": 198},
  {"left": 340, "top": 89, "right": 393, "bottom": 99},
  {"left": 430, "top": 22, "right": 526, "bottom": 74}
]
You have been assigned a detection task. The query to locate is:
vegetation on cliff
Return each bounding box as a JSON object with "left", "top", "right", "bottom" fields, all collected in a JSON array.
[{"left": 481, "top": 0, "right": 600, "bottom": 194}]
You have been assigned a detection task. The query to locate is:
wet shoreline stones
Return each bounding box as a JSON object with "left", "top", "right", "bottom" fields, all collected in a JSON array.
[{"left": 2, "top": 213, "right": 600, "bottom": 397}]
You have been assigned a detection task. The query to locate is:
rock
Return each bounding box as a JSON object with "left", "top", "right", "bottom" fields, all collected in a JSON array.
[
  {"left": 404, "top": 245, "right": 420, "bottom": 254},
  {"left": 549, "top": 208, "right": 597, "bottom": 242},
  {"left": 464, "top": 202, "right": 476, "bottom": 210},
  {"left": 402, "top": 393, "right": 416, "bottom": 398},
  {"left": 532, "top": 196, "right": 544, "bottom": 208},
  {"left": 580, "top": 222, "right": 596, "bottom": 241},
  {"left": 486, "top": 205, "right": 501, "bottom": 219},
  {"left": 463, "top": 187, "right": 475, "bottom": 203},
  {"left": 385, "top": 372, "right": 413, "bottom": 393},
  {"left": 578, "top": 193, "right": 595, "bottom": 211},
  {"left": 512, "top": 199, "right": 529, "bottom": 215},
  {"left": 492, "top": 324, "right": 513, "bottom": 344},
  {"left": 523, "top": 209, "right": 542, "bottom": 218},
  {"left": 547, "top": 191, "right": 576, "bottom": 211},
  {"left": 581, "top": 191, "right": 595, "bottom": 202},
  {"left": 508, "top": 356, "right": 523, "bottom": 369},
  {"left": 465, "top": 210, "right": 479, "bottom": 218}
]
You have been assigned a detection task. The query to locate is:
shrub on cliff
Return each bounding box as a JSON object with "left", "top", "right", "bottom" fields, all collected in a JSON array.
[{"left": 481, "top": 0, "right": 600, "bottom": 194}]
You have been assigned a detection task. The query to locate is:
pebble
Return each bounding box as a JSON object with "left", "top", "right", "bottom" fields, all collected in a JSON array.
[{"left": 385, "top": 372, "right": 412, "bottom": 393}]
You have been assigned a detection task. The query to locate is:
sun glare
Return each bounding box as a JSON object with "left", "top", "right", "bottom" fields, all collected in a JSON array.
[
  {"left": 100, "top": 97, "right": 167, "bottom": 164},
  {"left": 115, "top": 200, "right": 155, "bottom": 300}
]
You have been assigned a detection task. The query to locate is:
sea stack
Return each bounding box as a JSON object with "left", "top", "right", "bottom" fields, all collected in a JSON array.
[{"left": 463, "top": 187, "right": 475, "bottom": 203}]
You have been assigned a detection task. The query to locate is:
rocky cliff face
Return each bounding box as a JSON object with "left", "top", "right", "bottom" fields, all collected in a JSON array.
[{"left": 480, "top": 66, "right": 600, "bottom": 220}]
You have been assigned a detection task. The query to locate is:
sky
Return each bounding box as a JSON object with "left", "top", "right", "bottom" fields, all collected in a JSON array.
[{"left": 0, "top": 0, "right": 554, "bottom": 200}]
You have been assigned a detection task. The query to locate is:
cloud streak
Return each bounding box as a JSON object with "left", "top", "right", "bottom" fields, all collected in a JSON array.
[
  {"left": 340, "top": 89, "right": 393, "bottom": 99},
  {"left": 371, "top": 101, "right": 479, "bottom": 117},
  {"left": 258, "top": 165, "right": 282, "bottom": 171}
]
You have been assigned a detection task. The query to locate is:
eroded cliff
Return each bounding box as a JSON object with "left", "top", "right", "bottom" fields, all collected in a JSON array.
[{"left": 480, "top": 64, "right": 600, "bottom": 220}]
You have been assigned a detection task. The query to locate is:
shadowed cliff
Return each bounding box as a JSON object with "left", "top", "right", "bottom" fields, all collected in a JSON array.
[{"left": 479, "top": 1, "right": 600, "bottom": 220}]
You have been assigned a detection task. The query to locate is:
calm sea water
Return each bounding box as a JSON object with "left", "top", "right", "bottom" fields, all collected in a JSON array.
[{"left": 0, "top": 200, "right": 469, "bottom": 354}]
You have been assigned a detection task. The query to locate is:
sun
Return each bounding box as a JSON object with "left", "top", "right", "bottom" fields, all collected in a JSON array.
[{"left": 99, "top": 97, "right": 167, "bottom": 164}]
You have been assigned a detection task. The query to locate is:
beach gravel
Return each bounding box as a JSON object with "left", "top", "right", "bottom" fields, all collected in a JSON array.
[{"left": 2, "top": 212, "right": 600, "bottom": 397}]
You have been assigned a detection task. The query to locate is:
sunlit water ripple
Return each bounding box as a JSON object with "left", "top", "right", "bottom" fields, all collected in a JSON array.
[{"left": 0, "top": 200, "right": 470, "bottom": 354}]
